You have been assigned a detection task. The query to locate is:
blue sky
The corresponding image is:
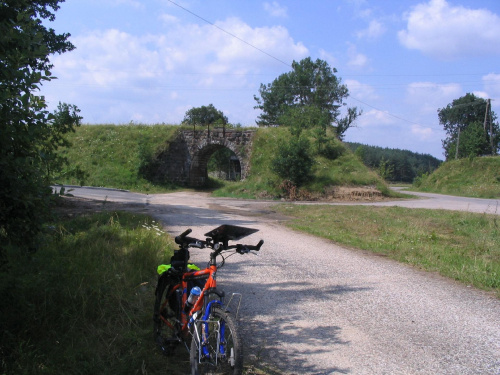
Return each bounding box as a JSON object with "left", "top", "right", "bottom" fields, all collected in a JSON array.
[{"left": 41, "top": 0, "right": 500, "bottom": 159}]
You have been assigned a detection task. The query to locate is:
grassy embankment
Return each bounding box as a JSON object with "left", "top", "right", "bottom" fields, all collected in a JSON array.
[
  {"left": 274, "top": 204, "right": 499, "bottom": 296},
  {"left": 413, "top": 156, "right": 500, "bottom": 199},
  {"left": 56, "top": 124, "right": 180, "bottom": 193},
  {"left": 57, "top": 124, "right": 393, "bottom": 199},
  {"left": 213, "top": 126, "right": 391, "bottom": 199}
]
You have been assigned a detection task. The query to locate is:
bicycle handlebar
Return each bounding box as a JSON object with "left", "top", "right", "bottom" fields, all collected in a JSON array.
[
  {"left": 174, "top": 228, "right": 263, "bottom": 254},
  {"left": 234, "top": 239, "right": 264, "bottom": 254},
  {"left": 175, "top": 228, "right": 192, "bottom": 244}
]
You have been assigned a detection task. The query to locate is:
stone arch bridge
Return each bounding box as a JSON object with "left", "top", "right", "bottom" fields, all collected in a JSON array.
[{"left": 155, "top": 129, "right": 256, "bottom": 187}]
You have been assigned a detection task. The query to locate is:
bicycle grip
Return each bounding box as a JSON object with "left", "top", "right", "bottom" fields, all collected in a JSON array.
[
  {"left": 238, "top": 239, "right": 264, "bottom": 252},
  {"left": 255, "top": 239, "right": 264, "bottom": 250},
  {"left": 175, "top": 228, "right": 192, "bottom": 244}
]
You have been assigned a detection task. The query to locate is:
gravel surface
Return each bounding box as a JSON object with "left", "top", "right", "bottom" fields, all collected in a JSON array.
[{"left": 65, "top": 187, "right": 500, "bottom": 374}]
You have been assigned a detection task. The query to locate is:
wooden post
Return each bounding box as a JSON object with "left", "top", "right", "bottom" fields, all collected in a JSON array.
[
  {"left": 455, "top": 127, "right": 460, "bottom": 159},
  {"left": 489, "top": 99, "right": 495, "bottom": 155},
  {"left": 483, "top": 99, "right": 489, "bottom": 132}
]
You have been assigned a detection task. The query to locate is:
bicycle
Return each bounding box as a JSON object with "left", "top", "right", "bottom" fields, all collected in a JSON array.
[{"left": 153, "top": 224, "right": 264, "bottom": 375}]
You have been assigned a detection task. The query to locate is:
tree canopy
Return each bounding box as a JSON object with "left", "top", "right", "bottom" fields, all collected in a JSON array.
[
  {"left": 1, "top": 0, "right": 80, "bottom": 256},
  {"left": 254, "top": 57, "right": 360, "bottom": 139},
  {"left": 438, "top": 93, "right": 499, "bottom": 160},
  {"left": 347, "top": 142, "right": 442, "bottom": 183},
  {"left": 182, "top": 104, "right": 228, "bottom": 127}
]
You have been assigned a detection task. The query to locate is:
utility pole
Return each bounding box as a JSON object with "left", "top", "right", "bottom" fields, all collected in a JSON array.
[
  {"left": 483, "top": 99, "right": 490, "bottom": 132},
  {"left": 488, "top": 99, "right": 495, "bottom": 155}
]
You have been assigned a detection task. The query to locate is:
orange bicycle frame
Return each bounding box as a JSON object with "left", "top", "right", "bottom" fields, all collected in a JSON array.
[{"left": 165, "top": 264, "right": 218, "bottom": 337}]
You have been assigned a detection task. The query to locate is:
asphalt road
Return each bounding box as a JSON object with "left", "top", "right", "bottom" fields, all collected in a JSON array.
[{"left": 63, "top": 186, "right": 500, "bottom": 374}]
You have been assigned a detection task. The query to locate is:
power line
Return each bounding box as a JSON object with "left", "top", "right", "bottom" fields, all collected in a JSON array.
[
  {"left": 165, "top": 1, "right": 456, "bottom": 131},
  {"left": 167, "top": 0, "right": 291, "bottom": 68},
  {"left": 348, "top": 95, "right": 443, "bottom": 130}
]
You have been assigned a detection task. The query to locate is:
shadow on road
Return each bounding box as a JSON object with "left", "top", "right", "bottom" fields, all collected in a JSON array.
[
  {"left": 221, "top": 266, "right": 372, "bottom": 374},
  {"left": 57, "top": 195, "right": 365, "bottom": 374}
]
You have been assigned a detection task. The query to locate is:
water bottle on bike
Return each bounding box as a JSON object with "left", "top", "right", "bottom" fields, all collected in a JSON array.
[{"left": 184, "top": 286, "right": 201, "bottom": 313}]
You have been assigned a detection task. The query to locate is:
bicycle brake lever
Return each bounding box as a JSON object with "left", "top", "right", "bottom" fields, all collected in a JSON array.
[
  {"left": 189, "top": 240, "right": 205, "bottom": 249},
  {"left": 236, "top": 245, "right": 249, "bottom": 254}
]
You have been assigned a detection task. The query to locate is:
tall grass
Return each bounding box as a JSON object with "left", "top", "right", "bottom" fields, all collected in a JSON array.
[
  {"left": 57, "top": 124, "right": 180, "bottom": 193},
  {"left": 413, "top": 156, "right": 500, "bottom": 198},
  {"left": 275, "top": 205, "right": 500, "bottom": 296},
  {"left": 0, "top": 210, "right": 186, "bottom": 374}
]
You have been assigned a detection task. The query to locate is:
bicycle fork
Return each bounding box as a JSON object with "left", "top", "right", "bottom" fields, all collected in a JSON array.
[{"left": 192, "top": 300, "right": 226, "bottom": 365}]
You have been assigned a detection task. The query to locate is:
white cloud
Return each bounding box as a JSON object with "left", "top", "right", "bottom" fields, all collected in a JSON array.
[
  {"left": 44, "top": 17, "right": 308, "bottom": 124},
  {"left": 483, "top": 73, "right": 500, "bottom": 98},
  {"left": 318, "top": 49, "right": 338, "bottom": 69},
  {"left": 345, "top": 79, "right": 378, "bottom": 101},
  {"left": 472, "top": 91, "right": 489, "bottom": 100},
  {"left": 346, "top": 44, "right": 369, "bottom": 69},
  {"left": 356, "top": 109, "right": 395, "bottom": 129},
  {"left": 263, "top": 2, "right": 288, "bottom": 18},
  {"left": 52, "top": 18, "right": 307, "bottom": 88},
  {"left": 411, "top": 124, "right": 434, "bottom": 140},
  {"left": 159, "top": 13, "right": 179, "bottom": 24},
  {"left": 405, "top": 81, "right": 462, "bottom": 114},
  {"left": 398, "top": 0, "right": 500, "bottom": 59},
  {"left": 356, "top": 19, "right": 386, "bottom": 39},
  {"left": 110, "top": 0, "right": 143, "bottom": 8}
]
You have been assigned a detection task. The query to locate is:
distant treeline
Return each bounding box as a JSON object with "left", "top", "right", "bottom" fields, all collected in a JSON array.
[{"left": 345, "top": 142, "right": 442, "bottom": 183}]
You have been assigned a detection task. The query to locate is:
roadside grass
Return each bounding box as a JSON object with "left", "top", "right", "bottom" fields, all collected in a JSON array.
[
  {"left": 274, "top": 204, "right": 500, "bottom": 296},
  {"left": 57, "top": 124, "right": 180, "bottom": 193},
  {"left": 0, "top": 210, "right": 189, "bottom": 374},
  {"left": 413, "top": 156, "right": 500, "bottom": 199}
]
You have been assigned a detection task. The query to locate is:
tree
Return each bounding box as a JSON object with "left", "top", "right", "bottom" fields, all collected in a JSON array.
[
  {"left": 278, "top": 105, "right": 328, "bottom": 137},
  {"left": 271, "top": 136, "right": 314, "bottom": 187},
  {"left": 438, "top": 93, "right": 499, "bottom": 160},
  {"left": 378, "top": 158, "right": 394, "bottom": 181},
  {"left": 1, "top": 0, "right": 78, "bottom": 256},
  {"left": 254, "top": 57, "right": 360, "bottom": 139},
  {"left": 182, "top": 104, "right": 228, "bottom": 128}
]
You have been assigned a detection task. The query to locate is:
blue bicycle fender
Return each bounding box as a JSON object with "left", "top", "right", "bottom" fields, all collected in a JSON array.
[{"left": 202, "top": 300, "right": 222, "bottom": 358}]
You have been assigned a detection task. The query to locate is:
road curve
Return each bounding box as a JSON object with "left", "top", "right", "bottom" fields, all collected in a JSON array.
[{"left": 63, "top": 187, "right": 500, "bottom": 374}]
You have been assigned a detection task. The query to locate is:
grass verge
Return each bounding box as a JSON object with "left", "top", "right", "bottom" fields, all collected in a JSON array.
[
  {"left": 57, "top": 124, "right": 180, "bottom": 193},
  {"left": 0, "top": 210, "right": 190, "bottom": 374},
  {"left": 274, "top": 204, "right": 500, "bottom": 296},
  {"left": 413, "top": 156, "right": 500, "bottom": 198}
]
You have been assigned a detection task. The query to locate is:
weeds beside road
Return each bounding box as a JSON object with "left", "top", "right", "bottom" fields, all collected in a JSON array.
[
  {"left": 274, "top": 204, "right": 500, "bottom": 296},
  {"left": 0, "top": 210, "right": 184, "bottom": 374}
]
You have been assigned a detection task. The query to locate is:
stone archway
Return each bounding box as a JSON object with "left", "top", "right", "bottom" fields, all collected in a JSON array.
[{"left": 156, "top": 129, "right": 255, "bottom": 187}]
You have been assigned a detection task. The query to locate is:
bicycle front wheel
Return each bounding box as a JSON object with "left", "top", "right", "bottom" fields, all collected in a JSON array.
[{"left": 190, "top": 307, "right": 243, "bottom": 375}]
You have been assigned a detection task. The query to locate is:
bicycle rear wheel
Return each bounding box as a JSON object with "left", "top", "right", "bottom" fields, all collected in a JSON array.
[
  {"left": 153, "top": 275, "right": 182, "bottom": 355},
  {"left": 190, "top": 307, "right": 243, "bottom": 375}
]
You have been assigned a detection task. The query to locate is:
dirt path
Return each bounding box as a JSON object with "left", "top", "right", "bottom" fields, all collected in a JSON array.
[{"left": 60, "top": 188, "right": 500, "bottom": 374}]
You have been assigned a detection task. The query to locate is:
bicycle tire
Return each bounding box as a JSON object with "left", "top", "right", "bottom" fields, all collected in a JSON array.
[
  {"left": 153, "top": 275, "right": 182, "bottom": 355},
  {"left": 190, "top": 307, "right": 243, "bottom": 375}
]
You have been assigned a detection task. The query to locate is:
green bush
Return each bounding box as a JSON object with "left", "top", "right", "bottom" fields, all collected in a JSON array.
[
  {"left": 319, "top": 138, "right": 345, "bottom": 160},
  {"left": 271, "top": 136, "right": 314, "bottom": 187}
]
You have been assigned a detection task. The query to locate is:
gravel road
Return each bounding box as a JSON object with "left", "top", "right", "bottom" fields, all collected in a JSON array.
[{"left": 64, "top": 187, "right": 500, "bottom": 374}]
